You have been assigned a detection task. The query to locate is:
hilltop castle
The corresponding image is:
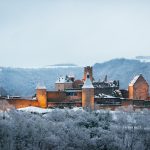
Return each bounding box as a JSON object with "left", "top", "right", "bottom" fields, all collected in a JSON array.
[{"left": 2, "top": 66, "right": 150, "bottom": 110}]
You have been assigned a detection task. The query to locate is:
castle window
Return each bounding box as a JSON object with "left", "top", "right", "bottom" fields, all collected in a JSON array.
[{"left": 66, "top": 92, "right": 77, "bottom": 96}]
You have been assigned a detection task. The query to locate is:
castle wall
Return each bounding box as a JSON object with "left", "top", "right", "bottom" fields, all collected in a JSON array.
[
  {"left": 66, "top": 92, "right": 82, "bottom": 101},
  {"left": 7, "top": 99, "right": 39, "bottom": 109},
  {"left": 147, "top": 97, "right": 150, "bottom": 100},
  {"left": 95, "top": 98, "right": 150, "bottom": 110},
  {"left": 47, "top": 91, "right": 82, "bottom": 102},
  {"left": 95, "top": 105, "right": 120, "bottom": 111},
  {"left": 121, "top": 99, "right": 133, "bottom": 106},
  {"left": 47, "top": 91, "right": 66, "bottom": 102},
  {"left": 48, "top": 102, "right": 82, "bottom": 108}
]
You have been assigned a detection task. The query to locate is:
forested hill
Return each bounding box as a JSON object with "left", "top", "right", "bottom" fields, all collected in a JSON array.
[
  {"left": 0, "top": 67, "right": 83, "bottom": 96},
  {"left": 0, "top": 58, "right": 150, "bottom": 96},
  {"left": 93, "top": 58, "right": 150, "bottom": 89}
]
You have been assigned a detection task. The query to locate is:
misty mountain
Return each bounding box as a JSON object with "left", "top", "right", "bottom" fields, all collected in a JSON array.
[
  {"left": 0, "top": 58, "right": 150, "bottom": 96},
  {"left": 0, "top": 67, "right": 83, "bottom": 96},
  {"left": 93, "top": 58, "right": 150, "bottom": 90}
]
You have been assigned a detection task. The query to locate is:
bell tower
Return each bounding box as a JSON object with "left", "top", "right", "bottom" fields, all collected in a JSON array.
[{"left": 83, "top": 66, "right": 93, "bottom": 82}]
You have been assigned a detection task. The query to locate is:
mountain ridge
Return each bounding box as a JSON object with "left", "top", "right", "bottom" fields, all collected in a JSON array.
[{"left": 0, "top": 58, "right": 149, "bottom": 96}]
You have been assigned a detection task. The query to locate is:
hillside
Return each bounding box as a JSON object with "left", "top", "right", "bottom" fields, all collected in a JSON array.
[
  {"left": 0, "top": 67, "right": 83, "bottom": 96},
  {"left": 93, "top": 58, "right": 150, "bottom": 89},
  {"left": 0, "top": 58, "right": 150, "bottom": 96}
]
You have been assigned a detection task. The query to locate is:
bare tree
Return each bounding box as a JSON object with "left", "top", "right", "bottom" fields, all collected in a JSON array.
[{"left": 0, "top": 99, "right": 14, "bottom": 119}]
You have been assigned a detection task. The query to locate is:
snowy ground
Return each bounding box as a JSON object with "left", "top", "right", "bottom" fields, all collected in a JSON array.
[
  {"left": 18, "top": 106, "right": 83, "bottom": 113},
  {"left": 18, "top": 106, "right": 53, "bottom": 113}
]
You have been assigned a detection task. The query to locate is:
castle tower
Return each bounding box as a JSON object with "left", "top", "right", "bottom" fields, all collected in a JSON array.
[
  {"left": 36, "top": 85, "right": 47, "bottom": 108},
  {"left": 128, "top": 74, "right": 149, "bottom": 100},
  {"left": 83, "top": 66, "right": 93, "bottom": 82},
  {"left": 82, "top": 73, "right": 95, "bottom": 110}
]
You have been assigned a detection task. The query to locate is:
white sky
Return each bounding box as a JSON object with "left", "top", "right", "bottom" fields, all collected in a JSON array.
[{"left": 0, "top": 0, "right": 150, "bottom": 67}]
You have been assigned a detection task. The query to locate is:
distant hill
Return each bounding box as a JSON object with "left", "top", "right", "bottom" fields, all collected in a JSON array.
[
  {"left": 0, "top": 58, "right": 150, "bottom": 96},
  {"left": 93, "top": 58, "right": 150, "bottom": 89},
  {"left": 44, "top": 63, "right": 78, "bottom": 68},
  {"left": 0, "top": 67, "right": 83, "bottom": 96}
]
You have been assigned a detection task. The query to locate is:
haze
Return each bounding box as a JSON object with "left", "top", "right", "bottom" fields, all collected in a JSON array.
[{"left": 0, "top": 0, "right": 150, "bottom": 68}]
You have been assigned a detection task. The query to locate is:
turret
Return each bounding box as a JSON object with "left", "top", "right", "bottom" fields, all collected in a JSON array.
[
  {"left": 104, "top": 75, "right": 107, "bottom": 82},
  {"left": 82, "top": 73, "right": 95, "bottom": 110},
  {"left": 36, "top": 85, "right": 47, "bottom": 108}
]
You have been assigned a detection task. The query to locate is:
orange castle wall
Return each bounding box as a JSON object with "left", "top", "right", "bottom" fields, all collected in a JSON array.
[{"left": 7, "top": 99, "right": 39, "bottom": 109}]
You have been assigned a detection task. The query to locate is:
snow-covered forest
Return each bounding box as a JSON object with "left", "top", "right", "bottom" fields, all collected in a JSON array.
[{"left": 0, "top": 107, "right": 150, "bottom": 150}]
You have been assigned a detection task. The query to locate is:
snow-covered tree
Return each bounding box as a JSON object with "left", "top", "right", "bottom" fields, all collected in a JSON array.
[{"left": 0, "top": 107, "right": 150, "bottom": 150}]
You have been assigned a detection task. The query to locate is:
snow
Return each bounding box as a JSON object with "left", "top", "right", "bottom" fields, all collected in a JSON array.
[
  {"left": 55, "top": 76, "right": 73, "bottom": 84},
  {"left": 96, "top": 93, "right": 116, "bottom": 98},
  {"left": 18, "top": 106, "right": 83, "bottom": 113},
  {"left": 129, "top": 75, "right": 140, "bottom": 86},
  {"left": 1, "top": 107, "right": 150, "bottom": 150},
  {"left": 82, "top": 74, "right": 94, "bottom": 89},
  {"left": 18, "top": 106, "right": 52, "bottom": 113},
  {"left": 135, "top": 56, "right": 150, "bottom": 63},
  {"left": 36, "top": 84, "right": 46, "bottom": 89},
  {"left": 72, "top": 107, "right": 83, "bottom": 111}
]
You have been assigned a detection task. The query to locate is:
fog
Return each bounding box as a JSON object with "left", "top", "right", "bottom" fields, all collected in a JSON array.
[{"left": 0, "top": 0, "right": 150, "bottom": 67}]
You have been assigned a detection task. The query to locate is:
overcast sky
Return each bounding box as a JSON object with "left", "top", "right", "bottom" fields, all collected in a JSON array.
[{"left": 0, "top": 0, "right": 150, "bottom": 67}]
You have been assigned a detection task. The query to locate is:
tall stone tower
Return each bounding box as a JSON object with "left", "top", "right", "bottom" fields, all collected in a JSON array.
[
  {"left": 82, "top": 73, "right": 95, "bottom": 110},
  {"left": 83, "top": 66, "right": 93, "bottom": 82},
  {"left": 36, "top": 85, "right": 47, "bottom": 108}
]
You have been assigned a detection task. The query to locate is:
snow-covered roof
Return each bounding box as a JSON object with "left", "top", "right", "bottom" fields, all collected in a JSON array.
[
  {"left": 82, "top": 73, "right": 94, "bottom": 89},
  {"left": 95, "top": 93, "right": 116, "bottom": 98},
  {"left": 68, "top": 74, "right": 75, "bottom": 78},
  {"left": 55, "top": 76, "right": 73, "bottom": 84},
  {"left": 129, "top": 75, "right": 140, "bottom": 86},
  {"left": 36, "top": 84, "right": 46, "bottom": 89}
]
